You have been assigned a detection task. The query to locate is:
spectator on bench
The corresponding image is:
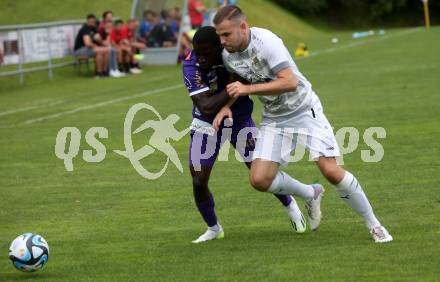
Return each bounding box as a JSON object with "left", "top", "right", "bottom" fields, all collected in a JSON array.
[
  {"left": 97, "top": 20, "right": 125, "bottom": 78},
  {"left": 148, "top": 12, "right": 176, "bottom": 48},
  {"left": 111, "top": 20, "right": 132, "bottom": 74},
  {"left": 127, "top": 19, "right": 146, "bottom": 53},
  {"left": 98, "top": 10, "right": 113, "bottom": 34},
  {"left": 111, "top": 20, "right": 144, "bottom": 74},
  {"left": 125, "top": 19, "right": 145, "bottom": 73},
  {"left": 74, "top": 14, "right": 110, "bottom": 78},
  {"left": 169, "top": 7, "right": 182, "bottom": 37},
  {"left": 140, "top": 10, "right": 156, "bottom": 43}
]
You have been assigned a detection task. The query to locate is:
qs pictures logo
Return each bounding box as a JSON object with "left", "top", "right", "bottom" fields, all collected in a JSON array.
[
  {"left": 54, "top": 103, "right": 189, "bottom": 180},
  {"left": 55, "top": 104, "right": 387, "bottom": 180}
]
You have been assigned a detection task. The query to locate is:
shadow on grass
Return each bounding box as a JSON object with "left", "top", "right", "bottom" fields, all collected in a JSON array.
[{"left": 0, "top": 270, "right": 58, "bottom": 281}]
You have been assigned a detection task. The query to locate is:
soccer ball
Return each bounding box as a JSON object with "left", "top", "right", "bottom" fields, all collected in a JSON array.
[{"left": 8, "top": 233, "right": 49, "bottom": 272}]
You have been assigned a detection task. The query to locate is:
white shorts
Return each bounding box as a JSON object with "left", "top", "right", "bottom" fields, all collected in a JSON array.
[{"left": 253, "top": 97, "right": 340, "bottom": 166}]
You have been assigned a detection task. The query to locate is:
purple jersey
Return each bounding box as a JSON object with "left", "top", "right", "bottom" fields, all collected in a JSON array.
[{"left": 182, "top": 50, "right": 253, "bottom": 123}]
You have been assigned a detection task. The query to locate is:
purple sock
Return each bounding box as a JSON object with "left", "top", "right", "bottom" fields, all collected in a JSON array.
[
  {"left": 195, "top": 195, "right": 218, "bottom": 227},
  {"left": 274, "top": 194, "right": 292, "bottom": 207}
]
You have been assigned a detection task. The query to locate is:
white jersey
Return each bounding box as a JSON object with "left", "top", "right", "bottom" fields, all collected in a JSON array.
[{"left": 222, "top": 27, "right": 315, "bottom": 120}]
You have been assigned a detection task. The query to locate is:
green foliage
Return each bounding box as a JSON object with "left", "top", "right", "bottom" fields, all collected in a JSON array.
[
  {"left": 370, "top": 0, "right": 406, "bottom": 19},
  {"left": 270, "top": 0, "right": 439, "bottom": 26},
  {"left": 268, "top": 0, "right": 328, "bottom": 14},
  {"left": 272, "top": 0, "right": 409, "bottom": 17}
]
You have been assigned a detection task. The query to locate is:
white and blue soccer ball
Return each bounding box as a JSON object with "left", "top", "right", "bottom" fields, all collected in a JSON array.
[{"left": 8, "top": 233, "right": 49, "bottom": 272}]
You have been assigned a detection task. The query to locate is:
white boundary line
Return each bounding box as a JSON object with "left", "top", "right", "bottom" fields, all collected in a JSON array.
[
  {"left": 0, "top": 74, "right": 168, "bottom": 118},
  {"left": 298, "top": 27, "right": 422, "bottom": 60},
  {"left": 21, "top": 84, "right": 182, "bottom": 126},
  {"left": 0, "top": 100, "right": 64, "bottom": 117},
  {"left": 0, "top": 84, "right": 181, "bottom": 129}
]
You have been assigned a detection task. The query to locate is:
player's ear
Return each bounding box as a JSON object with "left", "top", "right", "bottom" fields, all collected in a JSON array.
[{"left": 239, "top": 20, "right": 247, "bottom": 32}]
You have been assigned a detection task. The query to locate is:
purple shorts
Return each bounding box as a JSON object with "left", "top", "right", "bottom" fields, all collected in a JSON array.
[{"left": 189, "top": 117, "right": 257, "bottom": 170}]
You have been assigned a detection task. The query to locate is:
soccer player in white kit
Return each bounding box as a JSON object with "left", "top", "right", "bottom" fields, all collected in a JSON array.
[{"left": 212, "top": 5, "right": 393, "bottom": 243}]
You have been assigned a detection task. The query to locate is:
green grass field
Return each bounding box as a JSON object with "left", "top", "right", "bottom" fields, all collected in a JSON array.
[{"left": 1, "top": 2, "right": 440, "bottom": 281}]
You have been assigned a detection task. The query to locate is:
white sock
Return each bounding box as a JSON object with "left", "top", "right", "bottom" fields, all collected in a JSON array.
[
  {"left": 336, "top": 171, "right": 381, "bottom": 229},
  {"left": 267, "top": 171, "right": 315, "bottom": 201},
  {"left": 286, "top": 196, "right": 302, "bottom": 219},
  {"left": 208, "top": 224, "right": 221, "bottom": 232}
]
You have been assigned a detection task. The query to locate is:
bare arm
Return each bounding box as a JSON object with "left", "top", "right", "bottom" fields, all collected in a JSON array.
[
  {"left": 227, "top": 68, "right": 298, "bottom": 97},
  {"left": 190, "top": 89, "right": 230, "bottom": 116},
  {"left": 212, "top": 96, "right": 237, "bottom": 131},
  {"left": 230, "top": 72, "right": 250, "bottom": 84},
  {"left": 250, "top": 68, "right": 298, "bottom": 95},
  {"left": 102, "top": 35, "right": 111, "bottom": 47},
  {"left": 225, "top": 96, "right": 238, "bottom": 107},
  {"left": 83, "top": 35, "right": 95, "bottom": 48}
]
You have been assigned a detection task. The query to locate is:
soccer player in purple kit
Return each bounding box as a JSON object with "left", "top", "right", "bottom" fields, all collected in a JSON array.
[{"left": 183, "top": 27, "right": 308, "bottom": 243}]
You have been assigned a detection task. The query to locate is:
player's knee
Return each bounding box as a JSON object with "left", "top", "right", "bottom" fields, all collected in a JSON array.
[
  {"left": 249, "top": 173, "right": 272, "bottom": 192},
  {"left": 321, "top": 165, "right": 344, "bottom": 185}
]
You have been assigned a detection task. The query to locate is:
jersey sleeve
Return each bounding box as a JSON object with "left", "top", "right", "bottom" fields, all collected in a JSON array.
[
  {"left": 182, "top": 63, "right": 210, "bottom": 96},
  {"left": 262, "top": 33, "right": 291, "bottom": 74}
]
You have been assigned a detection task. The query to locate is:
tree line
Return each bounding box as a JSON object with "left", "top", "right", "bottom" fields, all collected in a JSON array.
[{"left": 270, "top": 0, "right": 439, "bottom": 27}]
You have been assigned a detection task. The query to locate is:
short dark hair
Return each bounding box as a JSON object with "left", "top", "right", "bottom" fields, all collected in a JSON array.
[
  {"left": 213, "top": 5, "right": 245, "bottom": 25},
  {"left": 87, "top": 14, "right": 96, "bottom": 20},
  {"left": 143, "top": 9, "right": 154, "bottom": 17},
  {"left": 115, "top": 19, "right": 123, "bottom": 25},
  {"left": 193, "top": 26, "right": 221, "bottom": 47},
  {"left": 102, "top": 10, "right": 113, "bottom": 19},
  {"left": 161, "top": 10, "right": 169, "bottom": 19}
]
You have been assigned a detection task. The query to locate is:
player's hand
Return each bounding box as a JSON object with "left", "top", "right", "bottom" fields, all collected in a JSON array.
[
  {"left": 227, "top": 81, "right": 250, "bottom": 98},
  {"left": 213, "top": 106, "right": 233, "bottom": 131}
]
